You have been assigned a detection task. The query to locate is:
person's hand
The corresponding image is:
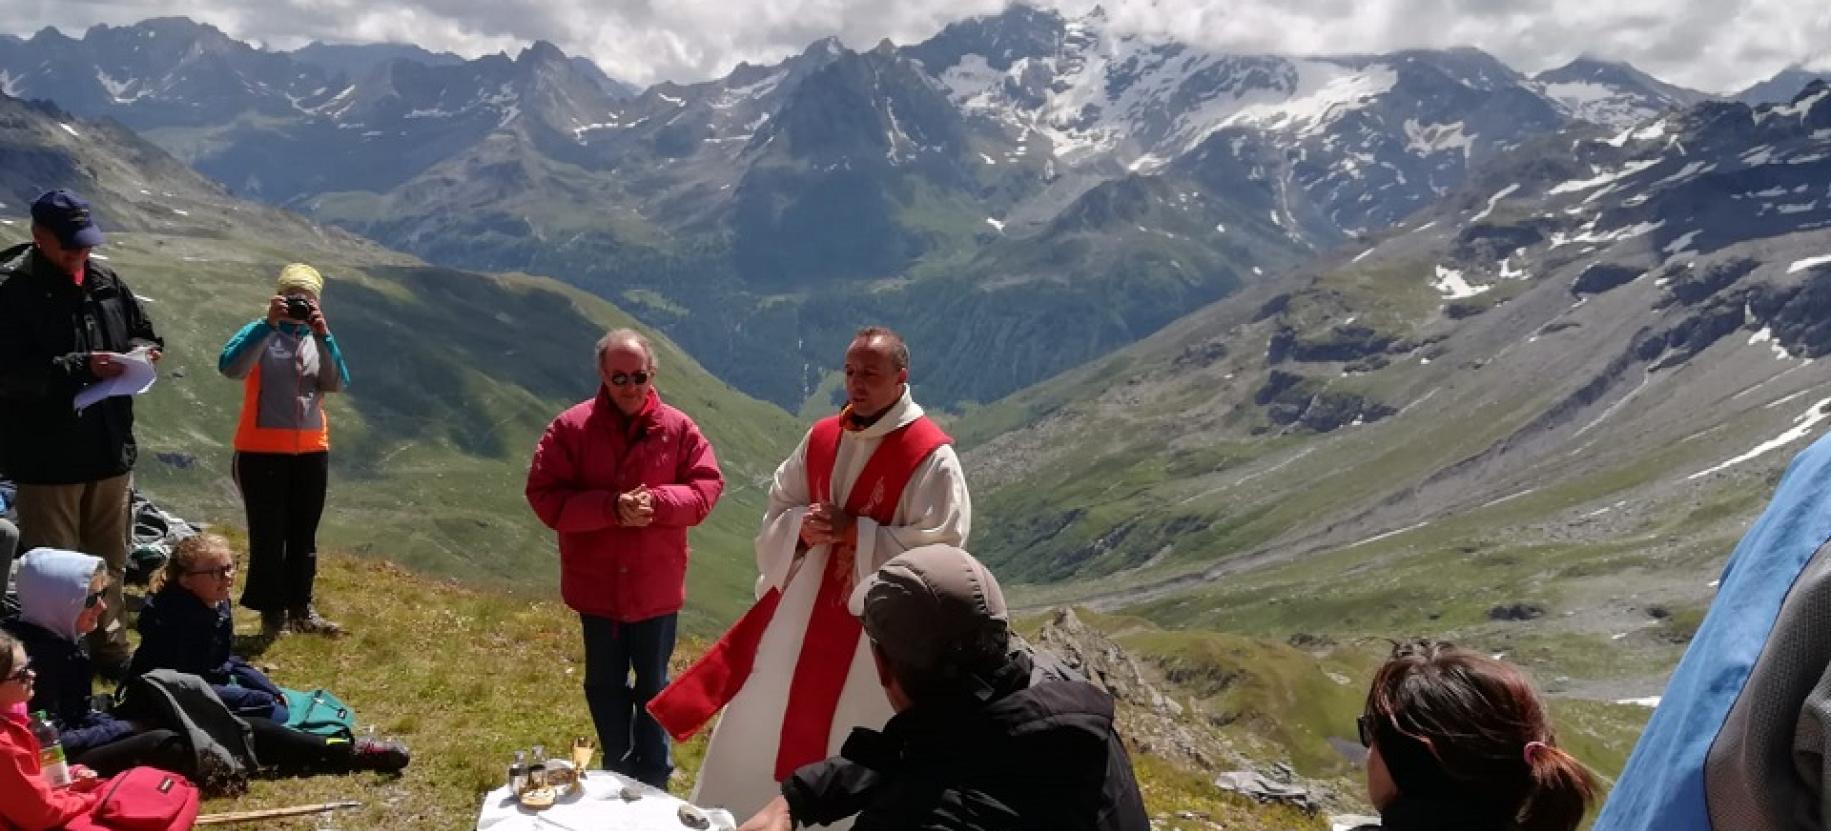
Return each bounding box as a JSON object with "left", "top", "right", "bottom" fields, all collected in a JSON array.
[
  {"left": 145, "top": 348, "right": 162, "bottom": 363},
  {"left": 69, "top": 765, "right": 102, "bottom": 790},
  {"left": 88, "top": 352, "right": 126, "bottom": 379},
  {"left": 265, "top": 295, "right": 288, "bottom": 327},
  {"left": 800, "top": 503, "right": 834, "bottom": 547},
  {"left": 617, "top": 488, "right": 655, "bottom": 527},
  {"left": 308, "top": 304, "right": 330, "bottom": 337},
  {"left": 738, "top": 796, "right": 793, "bottom": 831}
]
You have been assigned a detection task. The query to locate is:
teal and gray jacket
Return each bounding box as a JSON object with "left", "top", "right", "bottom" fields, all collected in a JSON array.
[{"left": 219, "top": 320, "right": 349, "bottom": 454}]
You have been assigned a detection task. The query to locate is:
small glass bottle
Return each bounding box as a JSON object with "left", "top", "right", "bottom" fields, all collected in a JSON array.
[
  {"left": 509, "top": 750, "right": 527, "bottom": 793},
  {"left": 528, "top": 745, "right": 548, "bottom": 788}
]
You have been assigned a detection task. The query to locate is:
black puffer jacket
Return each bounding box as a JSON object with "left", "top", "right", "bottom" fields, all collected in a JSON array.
[
  {"left": 0, "top": 243, "right": 161, "bottom": 484},
  {"left": 783, "top": 648, "right": 1150, "bottom": 831}
]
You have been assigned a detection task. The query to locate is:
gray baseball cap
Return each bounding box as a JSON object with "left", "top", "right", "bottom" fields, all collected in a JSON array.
[{"left": 858, "top": 544, "right": 1009, "bottom": 670}]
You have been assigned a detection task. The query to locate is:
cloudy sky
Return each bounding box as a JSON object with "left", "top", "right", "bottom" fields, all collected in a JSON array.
[{"left": 4, "top": 0, "right": 1827, "bottom": 93}]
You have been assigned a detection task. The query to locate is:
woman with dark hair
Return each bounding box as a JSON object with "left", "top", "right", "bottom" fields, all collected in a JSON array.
[{"left": 1358, "top": 640, "right": 1598, "bottom": 831}]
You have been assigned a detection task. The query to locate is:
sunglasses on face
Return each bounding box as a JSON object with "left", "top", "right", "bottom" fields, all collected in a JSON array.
[
  {"left": 609, "top": 371, "right": 651, "bottom": 387},
  {"left": 83, "top": 590, "right": 104, "bottom": 609},
  {"left": 186, "top": 565, "right": 236, "bottom": 579},
  {"left": 3, "top": 663, "right": 31, "bottom": 684},
  {"left": 1358, "top": 714, "right": 1376, "bottom": 748}
]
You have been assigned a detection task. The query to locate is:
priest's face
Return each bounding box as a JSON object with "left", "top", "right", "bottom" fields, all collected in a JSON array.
[
  {"left": 844, "top": 337, "right": 908, "bottom": 417},
  {"left": 598, "top": 341, "right": 654, "bottom": 416}
]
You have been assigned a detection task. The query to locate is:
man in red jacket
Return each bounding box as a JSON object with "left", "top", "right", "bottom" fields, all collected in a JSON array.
[{"left": 526, "top": 329, "right": 724, "bottom": 789}]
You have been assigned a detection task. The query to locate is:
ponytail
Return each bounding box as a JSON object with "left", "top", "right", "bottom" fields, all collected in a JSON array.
[{"left": 1519, "top": 743, "right": 1600, "bottom": 831}]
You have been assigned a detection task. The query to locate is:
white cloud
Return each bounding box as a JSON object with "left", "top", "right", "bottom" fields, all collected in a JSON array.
[{"left": 2, "top": 0, "right": 1827, "bottom": 93}]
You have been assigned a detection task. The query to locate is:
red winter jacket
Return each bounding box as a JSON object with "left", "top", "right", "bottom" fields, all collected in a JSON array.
[
  {"left": 526, "top": 387, "right": 724, "bottom": 622},
  {"left": 0, "top": 713, "right": 103, "bottom": 831}
]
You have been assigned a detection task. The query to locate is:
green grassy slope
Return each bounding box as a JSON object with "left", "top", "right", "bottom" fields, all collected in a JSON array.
[{"left": 93, "top": 234, "right": 800, "bottom": 632}]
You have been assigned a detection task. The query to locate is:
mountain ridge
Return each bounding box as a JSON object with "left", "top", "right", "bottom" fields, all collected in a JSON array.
[{"left": 3, "top": 7, "right": 1734, "bottom": 413}]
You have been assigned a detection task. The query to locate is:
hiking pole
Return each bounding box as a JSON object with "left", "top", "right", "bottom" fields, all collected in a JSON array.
[{"left": 196, "top": 801, "right": 362, "bottom": 825}]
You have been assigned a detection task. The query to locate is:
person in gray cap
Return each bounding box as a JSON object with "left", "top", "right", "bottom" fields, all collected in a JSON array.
[
  {"left": 737, "top": 544, "right": 1149, "bottom": 831},
  {"left": 0, "top": 189, "right": 162, "bottom": 677}
]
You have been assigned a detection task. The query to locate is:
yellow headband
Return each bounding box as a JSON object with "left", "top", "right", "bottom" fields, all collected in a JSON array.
[{"left": 276, "top": 263, "right": 323, "bottom": 297}]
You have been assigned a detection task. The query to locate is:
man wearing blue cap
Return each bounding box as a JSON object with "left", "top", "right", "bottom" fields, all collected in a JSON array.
[{"left": 0, "top": 189, "right": 162, "bottom": 676}]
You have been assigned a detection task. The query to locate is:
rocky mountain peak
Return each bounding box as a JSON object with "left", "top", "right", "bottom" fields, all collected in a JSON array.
[{"left": 516, "top": 40, "right": 569, "bottom": 67}]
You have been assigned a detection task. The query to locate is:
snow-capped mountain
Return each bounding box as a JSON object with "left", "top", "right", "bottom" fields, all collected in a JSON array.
[
  {"left": 1531, "top": 58, "right": 1713, "bottom": 130},
  {"left": 908, "top": 7, "right": 1574, "bottom": 244},
  {"left": 0, "top": 18, "right": 344, "bottom": 128},
  {"left": 0, "top": 18, "right": 635, "bottom": 140},
  {"left": 0, "top": 7, "right": 1744, "bottom": 411}
]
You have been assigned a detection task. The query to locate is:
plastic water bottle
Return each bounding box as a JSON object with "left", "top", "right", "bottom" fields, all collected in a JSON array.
[{"left": 30, "top": 711, "right": 71, "bottom": 788}]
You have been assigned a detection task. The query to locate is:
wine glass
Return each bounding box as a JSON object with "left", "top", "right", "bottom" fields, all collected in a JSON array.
[{"left": 571, "top": 736, "right": 595, "bottom": 771}]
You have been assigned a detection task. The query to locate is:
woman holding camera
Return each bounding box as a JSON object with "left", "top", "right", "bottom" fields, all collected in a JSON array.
[{"left": 218, "top": 263, "right": 351, "bottom": 638}]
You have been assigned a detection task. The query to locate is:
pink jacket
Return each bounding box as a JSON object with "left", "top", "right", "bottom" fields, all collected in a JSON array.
[{"left": 526, "top": 387, "right": 724, "bottom": 622}]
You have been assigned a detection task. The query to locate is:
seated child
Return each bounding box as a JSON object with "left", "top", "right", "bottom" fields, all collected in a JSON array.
[{"left": 129, "top": 534, "right": 409, "bottom": 775}]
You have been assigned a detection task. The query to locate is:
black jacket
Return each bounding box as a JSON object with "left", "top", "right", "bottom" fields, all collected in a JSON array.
[
  {"left": 0, "top": 243, "right": 161, "bottom": 484},
  {"left": 783, "top": 648, "right": 1150, "bottom": 831},
  {"left": 129, "top": 586, "right": 287, "bottom": 720},
  {"left": 1376, "top": 797, "right": 1515, "bottom": 831},
  {"left": 0, "top": 617, "right": 135, "bottom": 755}
]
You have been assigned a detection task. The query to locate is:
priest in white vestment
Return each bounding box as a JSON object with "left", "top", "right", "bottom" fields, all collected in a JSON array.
[{"left": 685, "top": 327, "right": 970, "bottom": 821}]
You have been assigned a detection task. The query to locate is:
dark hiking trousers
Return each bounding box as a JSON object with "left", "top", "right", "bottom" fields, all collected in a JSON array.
[
  {"left": 75, "top": 719, "right": 349, "bottom": 778},
  {"left": 233, "top": 451, "right": 328, "bottom": 613},
  {"left": 581, "top": 612, "right": 677, "bottom": 788}
]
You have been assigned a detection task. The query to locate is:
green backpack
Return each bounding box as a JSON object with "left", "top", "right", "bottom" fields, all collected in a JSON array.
[{"left": 280, "top": 688, "right": 357, "bottom": 742}]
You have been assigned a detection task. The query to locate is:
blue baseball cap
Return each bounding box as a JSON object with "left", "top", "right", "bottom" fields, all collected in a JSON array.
[{"left": 30, "top": 189, "right": 105, "bottom": 249}]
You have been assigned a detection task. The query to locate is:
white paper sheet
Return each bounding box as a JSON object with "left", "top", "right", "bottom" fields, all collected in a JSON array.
[{"left": 73, "top": 346, "right": 156, "bottom": 412}]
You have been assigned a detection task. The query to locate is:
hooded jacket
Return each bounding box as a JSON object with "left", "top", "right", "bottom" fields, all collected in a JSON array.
[
  {"left": 526, "top": 387, "right": 724, "bottom": 622},
  {"left": 0, "top": 549, "right": 134, "bottom": 755},
  {"left": 781, "top": 647, "right": 1149, "bottom": 831},
  {"left": 0, "top": 244, "right": 162, "bottom": 485}
]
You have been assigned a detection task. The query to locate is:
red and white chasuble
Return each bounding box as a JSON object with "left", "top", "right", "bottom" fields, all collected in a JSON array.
[{"left": 649, "top": 388, "right": 971, "bottom": 823}]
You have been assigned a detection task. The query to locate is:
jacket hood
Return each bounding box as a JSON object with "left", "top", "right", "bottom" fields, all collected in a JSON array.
[{"left": 16, "top": 548, "right": 103, "bottom": 642}]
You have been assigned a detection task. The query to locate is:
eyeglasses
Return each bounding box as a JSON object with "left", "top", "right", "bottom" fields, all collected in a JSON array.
[
  {"left": 1357, "top": 714, "right": 1375, "bottom": 748},
  {"left": 83, "top": 590, "right": 104, "bottom": 609},
  {"left": 3, "top": 663, "right": 31, "bottom": 684},
  {"left": 186, "top": 565, "right": 236, "bottom": 579},
  {"left": 609, "top": 371, "right": 651, "bottom": 387}
]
